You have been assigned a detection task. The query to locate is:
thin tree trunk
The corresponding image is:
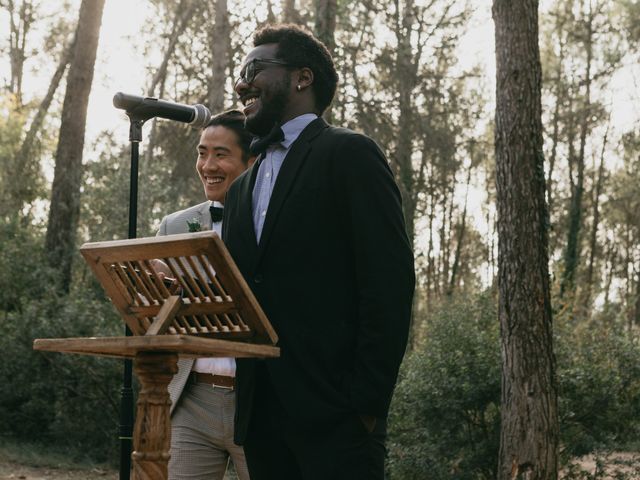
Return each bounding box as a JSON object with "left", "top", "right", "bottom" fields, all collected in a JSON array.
[
  {"left": 493, "top": 0, "right": 559, "bottom": 478},
  {"left": 314, "top": 0, "right": 336, "bottom": 121},
  {"left": 393, "top": 0, "right": 417, "bottom": 246},
  {"left": 583, "top": 118, "right": 609, "bottom": 308},
  {"left": 17, "top": 37, "right": 74, "bottom": 167},
  {"left": 148, "top": 0, "right": 195, "bottom": 96},
  {"left": 314, "top": 0, "right": 336, "bottom": 55},
  {"left": 45, "top": 0, "right": 106, "bottom": 292},
  {"left": 208, "top": 0, "right": 231, "bottom": 113},
  {"left": 426, "top": 185, "right": 436, "bottom": 306},
  {"left": 625, "top": 225, "right": 633, "bottom": 333},
  {"left": 634, "top": 268, "right": 640, "bottom": 326},
  {"left": 545, "top": 23, "right": 566, "bottom": 215},
  {"left": 7, "top": 0, "right": 34, "bottom": 106},
  {"left": 448, "top": 165, "right": 472, "bottom": 296},
  {"left": 603, "top": 241, "right": 615, "bottom": 307},
  {"left": 561, "top": 1, "right": 593, "bottom": 298},
  {"left": 144, "top": 0, "right": 197, "bottom": 166},
  {"left": 282, "top": 0, "right": 300, "bottom": 23}
]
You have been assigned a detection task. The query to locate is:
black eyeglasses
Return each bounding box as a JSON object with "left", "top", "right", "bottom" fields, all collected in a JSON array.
[{"left": 235, "top": 58, "right": 293, "bottom": 86}]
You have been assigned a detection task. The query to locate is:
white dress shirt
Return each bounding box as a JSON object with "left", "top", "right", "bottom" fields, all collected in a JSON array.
[{"left": 193, "top": 200, "right": 235, "bottom": 377}]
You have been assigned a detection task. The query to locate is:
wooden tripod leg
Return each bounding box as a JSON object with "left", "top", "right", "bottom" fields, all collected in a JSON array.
[{"left": 131, "top": 352, "right": 178, "bottom": 480}]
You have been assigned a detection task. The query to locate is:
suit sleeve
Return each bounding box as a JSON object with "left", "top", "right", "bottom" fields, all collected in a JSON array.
[
  {"left": 157, "top": 216, "right": 168, "bottom": 237},
  {"left": 334, "top": 133, "right": 416, "bottom": 418}
]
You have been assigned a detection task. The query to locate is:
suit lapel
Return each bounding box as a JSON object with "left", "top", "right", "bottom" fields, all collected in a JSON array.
[
  {"left": 257, "top": 117, "right": 328, "bottom": 257},
  {"left": 199, "top": 202, "right": 211, "bottom": 230}
]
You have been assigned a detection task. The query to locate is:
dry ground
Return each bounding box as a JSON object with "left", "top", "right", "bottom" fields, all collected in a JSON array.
[
  {"left": 0, "top": 453, "right": 638, "bottom": 479},
  {"left": 0, "top": 459, "right": 116, "bottom": 480}
]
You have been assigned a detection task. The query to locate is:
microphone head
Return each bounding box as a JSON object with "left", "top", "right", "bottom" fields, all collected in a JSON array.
[{"left": 190, "top": 104, "right": 212, "bottom": 129}]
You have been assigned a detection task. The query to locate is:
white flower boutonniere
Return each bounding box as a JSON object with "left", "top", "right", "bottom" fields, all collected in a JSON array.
[{"left": 186, "top": 218, "right": 202, "bottom": 232}]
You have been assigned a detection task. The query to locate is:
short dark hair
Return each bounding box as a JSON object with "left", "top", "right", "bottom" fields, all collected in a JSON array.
[
  {"left": 205, "top": 109, "right": 254, "bottom": 163},
  {"left": 254, "top": 24, "right": 338, "bottom": 114}
]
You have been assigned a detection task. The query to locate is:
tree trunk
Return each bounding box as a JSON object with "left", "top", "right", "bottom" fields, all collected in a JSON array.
[
  {"left": 147, "top": 0, "right": 196, "bottom": 98},
  {"left": 282, "top": 0, "right": 301, "bottom": 24},
  {"left": 44, "top": 0, "right": 106, "bottom": 292},
  {"left": 208, "top": 0, "right": 231, "bottom": 113},
  {"left": 392, "top": 0, "right": 418, "bottom": 246},
  {"left": 603, "top": 242, "right": 615, "bottom": 307},
  {"left": 493, "top": 0, "right": 559, "bottom": 478},
  {"left": 7, "top": 0, "right": 35, "bottom": 106},
  {"left": 561, "top": 1, "right": 593, "bottom": 298},
  {"left": 314, "top": 0, "right": 336, "bottom": 54},
  {"left": 314, "top": 0, "right": 336, "bottom": 121},
  {"left": 582, "top": 119, "right": 609, "bottom": 308},
  {"left": 144, "top": 0, "right": 197, "bottom": 167},
  {"left": 545, "top": 20, "right": 567, "bottom": 216},
  {"left": 634, "top": 269, "right": 640, "bottom": 326},
  {"left": 448, "top": 165, "right": 472, "bottom": 296}
]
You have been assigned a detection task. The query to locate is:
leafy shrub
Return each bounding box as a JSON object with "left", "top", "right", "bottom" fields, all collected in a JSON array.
[
  {"left": 386, "top": 291, "right": 640, "bottom": 479},
  {"left": 387, "top": 292, "right": 501, "bottom": 479},
  {"left": 0, "top": 224, "right": 123, "bottom": 463},
  {"left": 556, "top": 319, "right": 640, "bottom": 457}
]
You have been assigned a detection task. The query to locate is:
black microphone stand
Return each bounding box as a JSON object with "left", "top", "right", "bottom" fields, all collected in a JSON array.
[{"left": 118, "top": 116, "right": 145, "bottom": 480}]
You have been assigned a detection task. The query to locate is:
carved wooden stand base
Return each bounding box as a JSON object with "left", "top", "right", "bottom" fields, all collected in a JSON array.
[{"left": 131, "top": 352, "right": 178, "bottom": 480}]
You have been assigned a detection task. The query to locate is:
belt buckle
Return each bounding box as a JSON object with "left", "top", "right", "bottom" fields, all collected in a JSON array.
[
  {"left": 212, "top": 382, "right": 233, "bottom": 390},
  {"left": 211, "top": 376, "right": 233, "bottom": 390}
]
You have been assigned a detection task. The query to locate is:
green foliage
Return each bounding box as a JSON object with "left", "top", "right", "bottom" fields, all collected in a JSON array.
[
  {"left": 0, "top": 219, "right": 59, "bottom": 312},
  {"left": 556, "top": 317, "right": 640, "bottom": 457},
  {"left": 0, "top": 222, "right": 123, "bottom": 463},
  {"left": 387, "top": 292, "right": 501, "bottom": 480},
  {"left": 387, "top": 291, "right": 640, "bottom": 479}
]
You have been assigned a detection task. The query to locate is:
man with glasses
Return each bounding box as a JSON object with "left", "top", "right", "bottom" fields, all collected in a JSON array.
[{"left": 223, "top": 24, "right": 415, "bottom": 480}]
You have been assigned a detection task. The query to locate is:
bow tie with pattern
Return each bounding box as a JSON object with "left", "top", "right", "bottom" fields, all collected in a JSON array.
[
  {"left": 249, "top": 123, "right": 285, "bottom": 157},
  {"left": 210, "top": 205, "right": 224, "bottom": 223}
]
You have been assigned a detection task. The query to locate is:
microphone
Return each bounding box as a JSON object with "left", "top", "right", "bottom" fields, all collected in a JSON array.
[{"left": 113, "top": 92, "right": 211, "bottom": 128}]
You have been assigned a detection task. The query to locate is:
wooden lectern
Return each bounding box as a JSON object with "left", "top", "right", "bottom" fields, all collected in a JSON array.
[{"left": 33, "top": 231, "right": 279, "bottom": 480}]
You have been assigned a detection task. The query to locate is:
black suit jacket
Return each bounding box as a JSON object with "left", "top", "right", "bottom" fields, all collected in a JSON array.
[{"left": 223, "top": 117, "right": 415, "bottom": 443}]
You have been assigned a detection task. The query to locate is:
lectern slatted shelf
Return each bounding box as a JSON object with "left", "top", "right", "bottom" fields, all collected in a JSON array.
[{"left": 74, "top": 231, "right": 277, "bottom": 345}]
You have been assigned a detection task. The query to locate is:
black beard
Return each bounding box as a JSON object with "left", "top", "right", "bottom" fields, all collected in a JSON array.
[{"left": 245, "top": 75, "right": 291, "bottom": 136}]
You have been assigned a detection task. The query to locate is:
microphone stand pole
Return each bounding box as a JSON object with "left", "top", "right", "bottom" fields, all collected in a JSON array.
[{"left": 119, "top": 117, "right": 145, "bottom": 480}]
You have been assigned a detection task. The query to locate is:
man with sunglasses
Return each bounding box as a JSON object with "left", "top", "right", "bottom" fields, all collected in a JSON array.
[{"left": 223, "top": 24, "right": 415, "bottom": 480}]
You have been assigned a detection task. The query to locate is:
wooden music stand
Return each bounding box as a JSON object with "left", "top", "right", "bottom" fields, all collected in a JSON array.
[{"left": 33, "top": 231, "right": 278, "bottom": 480}]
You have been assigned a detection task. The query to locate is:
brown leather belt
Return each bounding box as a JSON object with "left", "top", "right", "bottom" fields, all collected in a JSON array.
[{"left": 191, "top": 372, "right": 235, "bottom": 389}]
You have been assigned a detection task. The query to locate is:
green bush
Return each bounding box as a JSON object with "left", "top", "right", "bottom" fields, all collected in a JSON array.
[
  {"left": 0, "top": 224, "right": 123, "bottom": 463},
  {"left": 556, "top": 319, "right": 640, "bottom": 457},
  {"left": 387, "top": 291, "right": 640, "bottom": 479},
  {"left": 387, "top": 292, "right": 501, "bottom": 479},
  {"left": 0, "top": 289, "right": 123, "bottom": 462}
]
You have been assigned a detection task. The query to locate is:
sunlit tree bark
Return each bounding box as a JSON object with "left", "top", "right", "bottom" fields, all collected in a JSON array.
[
  {"left": 493, "top": 0, "right": 559, "bottom": 478},
  {"left": 208, "top": 0, "right": 231, "bottom": 113},
  {"left": 45, "top": 0, "right": 106, "bottom": 292}
]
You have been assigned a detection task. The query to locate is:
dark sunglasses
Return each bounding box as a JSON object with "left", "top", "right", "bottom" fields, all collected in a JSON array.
[{"left": 235, "top": 58, "right": 294, "bottom": 86}]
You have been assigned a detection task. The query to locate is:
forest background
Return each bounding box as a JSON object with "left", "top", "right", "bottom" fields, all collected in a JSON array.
[{"left": 1, "top": 0, "right": 639, "bottom": 478}]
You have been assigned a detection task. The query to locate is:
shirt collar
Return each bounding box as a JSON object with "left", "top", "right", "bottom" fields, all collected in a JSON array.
[{"left": 280, "top": 113, "right": 318, "bottom": 149}]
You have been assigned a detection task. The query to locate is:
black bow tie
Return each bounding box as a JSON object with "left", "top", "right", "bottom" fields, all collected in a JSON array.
[
  {"left": 210, "top": 205, "right": 224, "bottom": 223},
  {"left": 249, "top": 123, "right": 285, "bottom": 157}
]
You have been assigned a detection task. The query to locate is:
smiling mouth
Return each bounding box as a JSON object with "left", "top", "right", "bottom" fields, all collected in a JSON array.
[
  {"left": 205, "top": 176, "right": 224, "bottom": 185},
  {"left": 242, "top": 94, "right": 259, "bottom": 108}
]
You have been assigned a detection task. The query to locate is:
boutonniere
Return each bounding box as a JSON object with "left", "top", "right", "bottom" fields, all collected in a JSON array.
[{"left": 186, "top": 218, "right": 202, "bottom": 232}]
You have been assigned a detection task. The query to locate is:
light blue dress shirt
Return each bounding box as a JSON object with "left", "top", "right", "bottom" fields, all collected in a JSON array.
[{"left": 252, "top": 113, "right": 318, "bottom": 242}]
